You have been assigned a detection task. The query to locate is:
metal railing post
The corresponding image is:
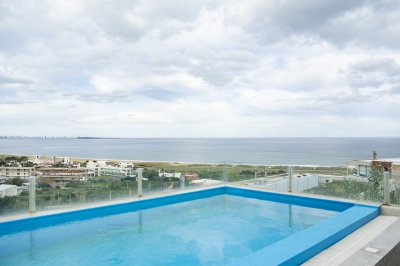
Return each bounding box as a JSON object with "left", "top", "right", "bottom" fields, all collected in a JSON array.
[
  {"left": 288, "top": 166, "right": 293, "bottom": 192},
  {"left": 137, "top": 168, "right": 143, "bottom": 197},
  {"left": 264, "top": 165, "right": 267, "bottom": 181},
  {"left": 222, "top": 162, "right": 226, "bottom": 182},
  {"left": 384, "top": 172, "right": 390, "bottom": 205},
  {"left": 29, "top": 176, "right": 36, "bottom": 213},
  {"left": 180, "top": 174, "right": 185, "bottom": 190}
]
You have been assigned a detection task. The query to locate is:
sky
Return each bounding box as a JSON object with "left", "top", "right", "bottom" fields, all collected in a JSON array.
[{"left": 0, "top": 0, "right": 400, "bottom": 137}]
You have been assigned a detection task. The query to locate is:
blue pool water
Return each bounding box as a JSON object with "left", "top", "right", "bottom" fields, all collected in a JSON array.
[
  {"left": 0, "top": 195, "right": 336, "bottom": 266},
  {"left": 0, "top": 187, "right": 380, "bottom": 265}
]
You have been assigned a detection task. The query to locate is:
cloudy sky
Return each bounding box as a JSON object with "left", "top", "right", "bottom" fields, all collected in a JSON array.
[{"left": 1, "top": 0, "right": 399, "bottom": 137}]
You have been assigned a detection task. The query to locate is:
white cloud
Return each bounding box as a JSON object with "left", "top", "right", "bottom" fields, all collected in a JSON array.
[{"left": 0, "top": 0, "right": 400, "bottom": 137}]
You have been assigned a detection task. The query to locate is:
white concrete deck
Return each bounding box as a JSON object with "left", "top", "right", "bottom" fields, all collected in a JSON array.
[{"left": 303, "top": 215, "right": 399, "bottom": 265}]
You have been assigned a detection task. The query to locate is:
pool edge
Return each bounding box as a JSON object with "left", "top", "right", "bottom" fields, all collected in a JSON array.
[{"left": 0, "top": 185, "right": 381, "bottom": 266}]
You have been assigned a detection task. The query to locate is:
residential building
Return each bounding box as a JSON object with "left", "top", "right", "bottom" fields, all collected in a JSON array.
[
  {"left": 30, "top": 155, "right": 42, "bottom": 165},
  {"left": 184, "top": 173, "right": 199, "bottom": 181},
  {"left": 95, "top": 166, "right": 135, "bottom": 178},
  {"left": 119, "top": 162, "right": 134, "bottom": 168},
  {"left": 85, "top": 160, "right": 135, "bottom": 178},
  {"left": 37, "top": 167, "right": 89, "bottom": 185},
  {"left": 348, "top": 158, "right": 400, "bottom": 180},
  {"left": 0, "top": 166, "right": 34, "bottom": 181},
  {"left": 158, "top": 170, "right": 181, "bottom": 178}
]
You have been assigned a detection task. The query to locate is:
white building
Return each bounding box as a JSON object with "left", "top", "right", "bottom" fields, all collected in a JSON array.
[
  {"left": 0, "top": 184, "right": 20, "bottom": 198},
  {"left": 31, "top": 155, "right": 42, "bottom": 165},
  {"left": 0, "top": 167, "right": 34, "bottom": 181},
  {"left": 348, "top": 158, "right": 400, "bottom": 180},
  {"left": 63, "top": 157, "right": 70, "bottom": 165},
  {"left": 95, "top": 166, "right": 135, "bottom": 178},
  {"left": 86, "top": 161, "right": 97, "bottom": 169},
  {"left": 119, "top": 162, "right": 134, "bottom": 168},
  {"left": 158, "top": 170, "right": 181, "bottom": 178},
  {"left": 85, "top": 161, "right": 135, "bottom": 178}
]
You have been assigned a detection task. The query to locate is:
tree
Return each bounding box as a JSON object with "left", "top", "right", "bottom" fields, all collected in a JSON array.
[
  {"left": 22, "top": 161, "right": 34, "bottom": 167},
  {"left": 0, "top": 196, "right": 17, "bottom": 214},
  {"left": 11, "top": 178, "right": 23, "bottom": 186},
  {"left": 143, "top": 169, "right": 159, "bottom": 179},
  {"left": 37, "top": 183, "right": 51, "bottom": 189},
  {"left": 367, "top": 166, "right": 384, "bottom": 201},
  {"left": 368, "top": 166, "right": 384, "bottom": 186},
  {"left": 53, "top": 162, "right": 65, "bottom": 168},
  {"left": 17, "top": 156, "right": 29, "bottom": 162},
  {"left": 5, "top": 156, "right": 19, "bottom": 162}
]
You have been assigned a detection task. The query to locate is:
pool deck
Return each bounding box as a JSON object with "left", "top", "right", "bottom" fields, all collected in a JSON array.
[
  {"left": 303, "top": 215, "right": 400, "bottom": 266},
  {"left": 1, "top": 184, "right": 399, "bottom": 265}
]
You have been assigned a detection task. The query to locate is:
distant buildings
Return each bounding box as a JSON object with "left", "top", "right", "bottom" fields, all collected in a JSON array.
[
  {"left": 348, "top": 158, "right": 400, "bottom": 180},
  {"left": 156, "top": 171, "right": 200, "bottom": 182},
  {"left": 0, "top": 166, "right": 34, "bottom": 182},
  {"left": 37, "top": 167, "right": 90, "bottom": 185},
  {"left": 86, "top": 160, "right": 135, "bottom": 178},
  {"left": 184, "top": 173, "right": 199, "bottom": 181},
  {"left": 94, "top": 165, "right": 135, "bottom": 178},
  {"left": 158, "top": 170, "right": 181, "bottom": 178}
]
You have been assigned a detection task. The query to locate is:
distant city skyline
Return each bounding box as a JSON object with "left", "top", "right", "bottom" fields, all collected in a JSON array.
[{"left": 1, "top": 1, "right": 400, "bottom": 137}]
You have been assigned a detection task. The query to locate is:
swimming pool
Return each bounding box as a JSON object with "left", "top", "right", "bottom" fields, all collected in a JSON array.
[{"left": 0, "top": 186, "right": 379, "bottom": 266}]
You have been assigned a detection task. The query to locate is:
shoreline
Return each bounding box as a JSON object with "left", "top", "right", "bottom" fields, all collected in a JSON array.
[{"left": 0, "top": 153, "right": 348, "bottom": 168}]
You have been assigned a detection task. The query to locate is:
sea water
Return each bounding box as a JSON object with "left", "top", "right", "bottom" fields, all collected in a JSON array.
[{"left": 0, "top": 137, "right": 399, "bottom": 165}]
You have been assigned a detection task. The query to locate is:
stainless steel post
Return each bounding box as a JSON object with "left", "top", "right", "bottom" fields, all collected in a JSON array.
[
  {"left": 288, "top": 166, "right": 293, "bottom": 192},
  {"left": 384, "top": 172, "right": 390, "bottom": 205},
  {"left": 180, "top": 174, "right": 185, "bottom": 190},
  {"left": 137, "top": 168, "right": 143, "bottom": 197},
  {"left": 29, "top": 176, "right": 36, "bottom": 213}
]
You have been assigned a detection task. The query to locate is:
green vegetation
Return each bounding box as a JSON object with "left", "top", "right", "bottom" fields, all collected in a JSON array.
[
  {"left": 0, "top": 193, "right": 29, "bottom": 214},
  {"left": 137, "top": 162, "right": 289, "bottom": 182},
  {"left": 10, "top": 178, "right": 23, "bottom": 186},
  {"left": 0, "top": 155, "right": 34, "bottom": 167},
  {"left": 305, "top": 178, "right": 384, "bottom": 202}
]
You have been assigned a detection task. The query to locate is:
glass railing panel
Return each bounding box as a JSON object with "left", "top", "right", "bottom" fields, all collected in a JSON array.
[
  {"left": 296, "top": 166, "right": 384, "bottom": 203},
  {"left": 236, "top": 165, "right": 288, "bottom": 191},
  {"left": 1, "top": 162, "right": 392, "bottom": 218},
  {"left": 390, "top": 179, "right": 400, "bottom": 206},
  {"left": 0, "top": 189, "right": 29, "bottom": 216}
]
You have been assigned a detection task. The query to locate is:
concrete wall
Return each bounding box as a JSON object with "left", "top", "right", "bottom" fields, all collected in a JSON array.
[{"left": 254, "top": 174, "right": 319, "bottom": 193}]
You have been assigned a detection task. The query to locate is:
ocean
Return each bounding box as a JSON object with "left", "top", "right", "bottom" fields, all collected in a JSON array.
[{"left": 0, "top": 138, "right": 399, "bottom": 166}]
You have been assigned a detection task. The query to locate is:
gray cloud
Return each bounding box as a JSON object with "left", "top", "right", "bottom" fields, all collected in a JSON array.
[
  {"left": 237, "top": 1, "right": 400, "bottom": 48},
  {"left": 0, "top": 71, "right": 32, "bottom": 85},
  {"left": 351, "top": 58, "right": 400, "bottom": 76},
  {"left": 345, "top": 58, "right": 400, "bottom": 90}
]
